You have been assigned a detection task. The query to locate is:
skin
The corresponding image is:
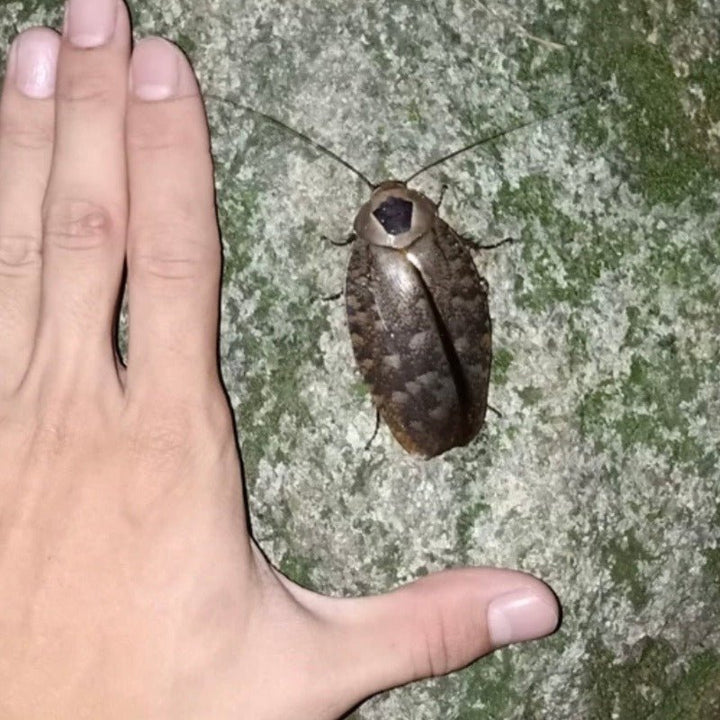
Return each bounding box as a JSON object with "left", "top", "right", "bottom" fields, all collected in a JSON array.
[{"left": 0, "top": 2, "right": 560, "bottom": 718}]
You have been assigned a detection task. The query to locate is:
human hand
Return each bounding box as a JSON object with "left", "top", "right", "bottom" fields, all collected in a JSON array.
[{"left": 0, "top": 1, "right": 560, "bottom": 717}]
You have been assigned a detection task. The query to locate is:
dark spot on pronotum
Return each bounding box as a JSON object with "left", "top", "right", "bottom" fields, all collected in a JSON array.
[{"left": 373, "top": 196, "right": 413, "bottom": 235}]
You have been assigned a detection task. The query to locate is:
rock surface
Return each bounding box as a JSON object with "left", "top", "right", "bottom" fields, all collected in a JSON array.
[{"left": 2, "top": 0, "right": 719, "bottom": 717}]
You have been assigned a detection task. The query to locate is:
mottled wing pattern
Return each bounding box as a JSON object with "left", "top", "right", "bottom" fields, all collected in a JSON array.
[
  {"left": 409, "top": 217, "right": 492, "bottom": 441},
  {"left": 345, "top": 219, "right": 491, "bottom": 457}
]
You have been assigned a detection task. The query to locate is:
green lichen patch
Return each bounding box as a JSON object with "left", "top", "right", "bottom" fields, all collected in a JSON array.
[
  {"left": 0, "top": 0, "right": 61, "bottom": 26},
  {"left": 218, "top": 201, "right": 332, "bottom": 480},
  {"left": 495, "top": 174, "right": 631, "bottom": 312},
  {"left": 574, "top": 0, "right": 720, "bottom": 206},
  {"left": 576, "top": 265, "right": 718, "bottom": 466},
  {"left": 175, "top": 31, "right": 197, "bottom": 56},
  {"left": 217, "top": 183, "right": 260, "bottom": 281},
  {"left": 602, "top": 529, "right": 653, "bottom": 610},
  {"left": 279, "top": 550, "right": 319, "bottom": 592},
  {"left": 517, "top": 385, "right": 544, "bottom": 406},
  {"left": 455, "top": 499, "right": 491, "bottom": 563},
  {"left": 506, "top": 0, "right": 719, "bottom": 207},
  {"left": 702, "top": 504, "right": 720, "bottom": 606},
  {"left": 227, "top": 286, "right": 328, "bottom": 481},
  {"left": 491, "top": 347, "right": 514, "bottom": 386},
  {"left": 429, "top": 652, "right": 521, "bottom": 720},
  {"left": 586, "top": 639, "right": 720, "bottom": 719}
]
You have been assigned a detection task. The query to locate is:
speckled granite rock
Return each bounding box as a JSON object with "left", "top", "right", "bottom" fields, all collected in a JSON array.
[{"left": 2, "top": 0, "right": 718, "bottom": 717}]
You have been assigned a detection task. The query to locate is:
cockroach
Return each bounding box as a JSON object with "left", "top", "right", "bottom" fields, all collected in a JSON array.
[{"left": 206, "top": 92, "right": 603, "bottom": 458}]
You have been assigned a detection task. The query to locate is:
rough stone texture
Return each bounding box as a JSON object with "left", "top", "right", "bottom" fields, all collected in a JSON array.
[{"left": 1, "top": 0, "right": 719, "bottom": 717}]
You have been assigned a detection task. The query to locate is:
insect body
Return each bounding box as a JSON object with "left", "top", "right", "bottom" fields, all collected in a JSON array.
[
  {"left": 207, "top": 93, "right": 601, "bottom": 458},
  {"left": 346, "top": 181, "right": 491, "bottom": 458}
]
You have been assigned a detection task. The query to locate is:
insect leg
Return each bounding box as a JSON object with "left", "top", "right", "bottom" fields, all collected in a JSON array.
[
  {"left": 364, "top": 409, "right": 381, "bottom": 451},
  {"left": 435, "top": 183, "right": 449, "bottom": 209},
  {"left": 487, "top": 404, "right": 502, "bottom": 418},
  {"left": 316, "top": 233, "right": 356, "bottom": 299},
  {"left": 438, "top": 185, "right": 510, "bottom": 249},
  {"left": 460, "top": 235, "right": 515, "bottom": 251},
  {"left": 323, "top": 232, "right": 356, "bottom": 247}
]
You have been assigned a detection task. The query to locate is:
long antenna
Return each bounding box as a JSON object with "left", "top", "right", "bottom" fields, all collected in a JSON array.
[
  {"left": 403, "top": 89, "right": 608, "bottom": 184},
  {"left": 203, "top": 93, "right": 375, "bottom": 189}
]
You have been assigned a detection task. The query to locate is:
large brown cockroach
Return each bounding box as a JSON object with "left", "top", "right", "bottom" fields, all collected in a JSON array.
[{"left": 207, "top": 93, "right": 600, "bottom": 458}]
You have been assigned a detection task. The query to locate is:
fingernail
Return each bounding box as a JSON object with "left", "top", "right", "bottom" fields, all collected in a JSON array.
[
  {"left": 12, "top": 30, "right": 61, "bottom": 99},
  {"left": 487, "top": 588, "right": 559, "bottom": 648},
  {"left": 64, "top": 0, "right": 118, "bottom": 48},
  {"left": 131, "top": 38, "right": 180, "bottom": 101}
]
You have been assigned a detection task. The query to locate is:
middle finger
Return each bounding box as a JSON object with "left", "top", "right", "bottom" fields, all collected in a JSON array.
[{"left": 30, "top": 0, "right": 130, "bottom": 386}]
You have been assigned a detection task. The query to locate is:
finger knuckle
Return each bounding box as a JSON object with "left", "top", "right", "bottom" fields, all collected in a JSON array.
[
  {"left": 126, "top": 401, "right": 207, "bottom": 467},
  {"left": 0, "top": 114, "right": 54, "bottom": 152},
  {"left": 136, "top": 251, "right": 205, "bottom": 283},
  {"left": 131, "top": 414, "right": 190, "bottom": 460},
  {"left": 131, "top": 223, "right": 219, "bottom": 283},
  {"left": 126, "top": 388, "right": 233, "bottom": 461},
  {"left": 30, "top": 398, "right": 84, "bottom": 459},
  {"left": 43, "top": 197, "right": 118, "bottom": 252},
  {"left": 0, "top": 232, "right": 42, "bottom": 276},
  {"left": 127, "top": 108, "right": 205, "bottom": 154},
  {"left": 56, "top": 65, "right": 116, "bottom": 106},
  {"left": 126, "top": 125, "right": 182, "bottom": 154},
  {"left": 414, "top": 605, "right": 453, "bottom": 680}
]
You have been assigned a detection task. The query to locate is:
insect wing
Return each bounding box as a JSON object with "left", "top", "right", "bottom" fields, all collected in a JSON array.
[
  {"left": 409, "top": 217, "right": 492, "bottom": 442},
  {"left": 345, "top": 220, "right": 491, "bottom": 457}
]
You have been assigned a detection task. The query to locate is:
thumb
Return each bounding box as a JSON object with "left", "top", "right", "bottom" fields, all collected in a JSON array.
[{"left": 320, "top": 567, "right": 560, "bottom": 706}]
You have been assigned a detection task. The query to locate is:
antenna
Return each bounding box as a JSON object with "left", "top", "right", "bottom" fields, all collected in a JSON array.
[
  {"left": 203, "top": 94, "right": 375, "bottom": 189},
  {"left": 403, "top": 88, "right": 609, "bottom": 184}
]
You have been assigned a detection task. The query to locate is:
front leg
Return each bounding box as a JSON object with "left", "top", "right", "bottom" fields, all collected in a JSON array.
[
  {"left": 461, "top": 235, "right": 515, "bottom": 251},
  {"left": 323, "top": 232, "right": 356, "bottom": 247}
]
